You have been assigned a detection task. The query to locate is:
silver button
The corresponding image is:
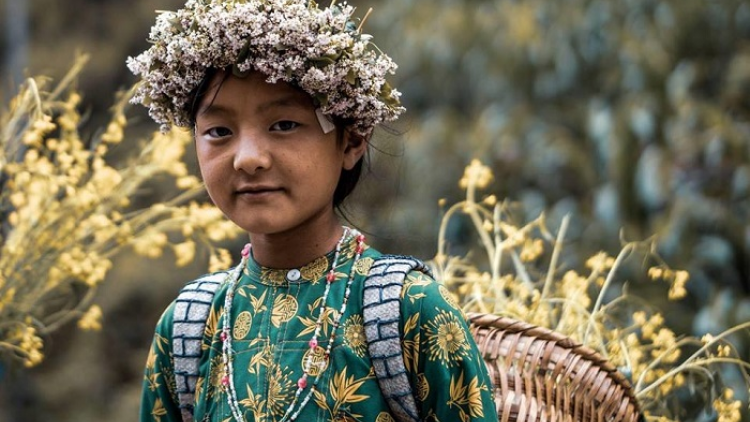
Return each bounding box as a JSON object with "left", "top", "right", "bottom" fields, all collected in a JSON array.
[{"left": 286, "top": 269, "right": 301, "bottom": 282}]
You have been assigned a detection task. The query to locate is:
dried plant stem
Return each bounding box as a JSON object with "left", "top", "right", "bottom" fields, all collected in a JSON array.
[
  {"left": 538, "top": 215, "right": 569, "bottom": 306},
  {"left": 39, "top": 288, "right": 98, "bottom": 335},
  {"left": 466, "top": 183, "right": 496, "bottom": 262},
  {"left": 490, "top": 204, "right": 506, "bottom": 302},
  {"left": 436, "top": 201, "right": 469, "bottom": 259},
  {"left": 357, "top": 7, "right": 373, "bottom": 32},
  {"left": 48, "top": 54, "right": 89, "bottom": 100},
  {"left": 636, "top": 321, "right": 750, "bottom": 396},
  {"left": 583, "top": 243, "right": 634, "bottom": 344}
]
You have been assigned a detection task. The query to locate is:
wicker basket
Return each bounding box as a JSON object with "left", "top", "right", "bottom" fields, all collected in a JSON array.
[{"left": 467, "top": 312, "right": 642, "bottom": 422}]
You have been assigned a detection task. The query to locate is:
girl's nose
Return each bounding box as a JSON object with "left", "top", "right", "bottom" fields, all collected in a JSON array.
[{"left": 233, "top": 133, "right": 271, "bottom": 174}]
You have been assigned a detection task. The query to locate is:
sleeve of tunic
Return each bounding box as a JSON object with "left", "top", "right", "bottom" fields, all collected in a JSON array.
[
  {"left": 400, "top": 271, "right": 498, "bottom": 422},
  {"left": 140, "top": 302, "right": 183, "bottom": 422}
]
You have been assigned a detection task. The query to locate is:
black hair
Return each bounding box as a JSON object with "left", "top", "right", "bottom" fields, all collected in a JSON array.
[
  {"left": 332, "top": 119, "right": 367, "bottom": 208},
  {"left": 188, "top": 68, "right": 367, "bottom": 210}
]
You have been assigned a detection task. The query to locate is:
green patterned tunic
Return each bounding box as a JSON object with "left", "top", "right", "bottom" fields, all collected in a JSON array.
[{"left": 140, "top": 237, "right": 498, "bottom": 422}]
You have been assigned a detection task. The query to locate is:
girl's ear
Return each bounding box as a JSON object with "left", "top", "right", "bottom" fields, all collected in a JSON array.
[{"left": 342, "top": 131, "right": 368, "bottom": 170}]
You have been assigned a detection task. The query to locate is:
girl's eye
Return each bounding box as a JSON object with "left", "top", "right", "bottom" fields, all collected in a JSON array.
[
  {"left": 206, "top": 127, "right": 232, "bottom": 138},
  {"left": 270, "top": 121, "right": 299, "bottom": 132}
]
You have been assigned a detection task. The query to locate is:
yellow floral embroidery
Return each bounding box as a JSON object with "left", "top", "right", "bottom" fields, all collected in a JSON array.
[
  {"left": 233, "top": 310, "right": 252, "bottom": 340},
  {"left": 248, "top": 342, "right": 274, "bottom": 374},
  {"left": 416, "top": 373, "right": 430, "bottom": 402},
  {"left": 343, "top": 314, "right": 367, "bottom": 357},
  {"left": 239, "top": 385, "right": 266, "bottom": 421},
  {"left": 301, "top": 255, "right": 329, "bottom": 283},
  {"left": 448, "top": 371, "right": 484, "bottom": 420},
  {"left": 154, "top": 333, "right": 170, "bottom": 355},
  {"left": 208, "top": 355, "right": 227, "bottom": 401},
  {"left": 402, "top": 272, "right": 432, "bottom": 303},
  {"left": 302, "top": 345, "right": 330, "bottom": 376},
  {"left": 195, "top": 376, "right": 204, "bottom": 401},
  {"left": 402, "top": 312, "right": 420, "bottom": 373},
  {"left": 261, "top": 268, "right": 287, "bottom": 286},
  {"left": 266, "top": 362, "right": 295, "bottom": 417},
  {"left": 354, "top": 256, "right": 374, "bottom": 275},
  {"left": 145, "top": 370, "right": 161, "bottom": 392},
  {"left": 151, "top": 398, "right": 167, "bottom": 421},
  {"left": 146, "top": 344, "right": 158, "bottom": 370},
  {"left": 205, "top": 305, "right": 222, "bottom": 350},
  {"left": 439, "top": 284, "right": 460, "bottom": 310},
  {"left": 424, "top": 310, "right": 470, "bottom": 365},
  {"left": 314, "top": 366, "right": 371, "bottom": 418},
  {"left": 298, "top": 296, "right": 336, "bottom": 337},
  {"left": 271, "top": 294, "right": 299, "bottom": 327},
  {"left": 249, "top": 289, "right": 268, "bottom": 314},
  {"left": 376, "top": 412, "right": 396, "bottom": 422},
  {"left": 235, "top": 282, "right": 257, "bottom": 299}
]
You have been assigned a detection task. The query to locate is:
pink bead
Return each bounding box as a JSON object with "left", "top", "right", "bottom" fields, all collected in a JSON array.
[
  {"left": 309, "top": 338, "right": 318, "bottom": 349},
  {"left": 241, "top": 243, "right": 251, "bottom": 258},
  {"left": 356, "top": 246, "right": 364, "bottom": 254},
  {"left": 222, "top": 376, "right": 229, "bottom": 386},
  {"left": 357, "top": 234, "right": 365, "bottom": 243},
  {"left": 220, "top": 331, "right": 228, "bottom": 342},
  {"left": 297, "top": 376, "right": 308, "bottom": 389},
  {"left": 326, "top": 272, "right": 335, "bottom": 282}
]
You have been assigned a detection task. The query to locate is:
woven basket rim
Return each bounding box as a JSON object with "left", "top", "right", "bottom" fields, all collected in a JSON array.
[{"left": 466, "top": 311, "right": 642, "bottom": 420}]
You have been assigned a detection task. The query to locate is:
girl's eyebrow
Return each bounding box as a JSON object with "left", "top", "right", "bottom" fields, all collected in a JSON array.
[
  {"left": 256, "top": 94, "right": 312, "bottom": 113},
  {"left": 198, "top": 93, "right": 312, "bottom": 118},
  {"left": 198, "top": 103, "right": 233, "bottom": 118}
]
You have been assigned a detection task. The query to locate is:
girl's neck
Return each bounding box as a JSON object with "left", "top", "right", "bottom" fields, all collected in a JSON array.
[{"left": 248, "top": 219, "right": 345, "bottom": 269}]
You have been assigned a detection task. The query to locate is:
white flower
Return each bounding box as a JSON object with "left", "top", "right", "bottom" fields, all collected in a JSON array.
[{"left": 128, "top": 0, "right": 403, "bottom": 135}]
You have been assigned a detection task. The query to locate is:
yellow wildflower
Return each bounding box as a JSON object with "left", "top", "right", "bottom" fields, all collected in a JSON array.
[
  {"left": 458, "top": 159, "right": 493, "bottom": 190},
  {"left": 174, "top": 241, "right": 197, "bottom": 267},
  {"left": 668, "top": 270, "right": 689, "bottom": 300},
  {"left": 713, "top": 389, "right": 741, "bottom": 422},
  {"left": 585, "top": 252, "right": 615, "bottom": 271},
  {"left": 648, "top": 267, "right": 663, "bottom": 280},
  {"left": 132, "top": 230, "right": 169, "bottom": 258},
  {"left": 78, "top": 305, "right": 103, "bottom": 331},
  {"left": 520, "top": 238, "right": 543, "bottom": 262},
  {"left": 209, "top": 248, "right": 233, "bottom": 273}
]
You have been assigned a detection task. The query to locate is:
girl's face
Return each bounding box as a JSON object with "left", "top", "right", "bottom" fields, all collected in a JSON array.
[{"left": 194, "top": 72, "right": 365, "bottom": 238}]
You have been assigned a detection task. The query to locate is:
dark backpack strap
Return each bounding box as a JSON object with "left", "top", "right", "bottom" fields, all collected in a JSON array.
[
  {"left": 172, "top": 271, "right": 229, "bottom": 422},
  {"left": 362, "top": 255, "right": 432, "bottom": 422}
]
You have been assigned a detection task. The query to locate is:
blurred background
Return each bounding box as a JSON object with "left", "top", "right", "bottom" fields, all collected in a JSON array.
[{"left": 1, "top": 0, "right": 749, "bottom": 420}]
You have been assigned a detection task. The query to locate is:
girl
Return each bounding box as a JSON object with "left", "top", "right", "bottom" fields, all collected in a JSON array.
[{"left": 128, "top": 1, "right": 498, "bottom": 421}]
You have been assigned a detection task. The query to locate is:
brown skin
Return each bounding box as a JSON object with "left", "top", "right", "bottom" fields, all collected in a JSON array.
[{"left": 194, "top": 72, "right": 366, "bottom": 268}]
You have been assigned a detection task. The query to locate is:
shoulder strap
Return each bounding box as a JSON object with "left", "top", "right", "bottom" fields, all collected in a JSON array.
[
  {"left": 172, "top": 271, "right": 229, "bottom": 422},
  {"left": 362, "top": 255, "right": 432, "bottom": 422}
]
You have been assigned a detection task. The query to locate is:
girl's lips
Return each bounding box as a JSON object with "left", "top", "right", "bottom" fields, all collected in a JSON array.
[{"left": 235, "top": 186, "right": 284, "bottom": 199}]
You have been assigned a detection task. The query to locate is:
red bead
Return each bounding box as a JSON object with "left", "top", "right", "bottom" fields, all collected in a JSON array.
[
  {"left": 220, "top": 331, "right": 228, "bottom": 342},
  {"left": 297, "top": 376, "right": 308, "bottom": 389},
  {"left": 356, "top": 246, "right": 364, "bottom": 254},
  {"left": 309, "top": 338, "right": 318, "bottom": 349},
  {"left": 357, "top": 234, "right": 365, "bottom": 243},
  {"left": 326, "top": 272, "right": 335, "bottom": 282},
  {"left": 241, "top": 243, "right": 251, "bottom": 258},
  {"left": 222, "top": 376, "right": 229, "bottom": 386}
]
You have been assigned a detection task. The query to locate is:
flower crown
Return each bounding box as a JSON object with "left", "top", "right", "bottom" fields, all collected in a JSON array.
[{"left": 127, "top": 0, "right": 404, "bottom": 136}]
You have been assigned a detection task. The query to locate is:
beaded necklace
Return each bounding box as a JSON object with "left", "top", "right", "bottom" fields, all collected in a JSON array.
[{"left": 219, "top": 227, "right": 366, "bottom": 422}]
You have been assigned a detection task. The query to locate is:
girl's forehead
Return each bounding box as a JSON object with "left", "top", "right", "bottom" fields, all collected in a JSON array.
[{"left": 201, "top": 71, "right": 314, "bottom": 112}]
